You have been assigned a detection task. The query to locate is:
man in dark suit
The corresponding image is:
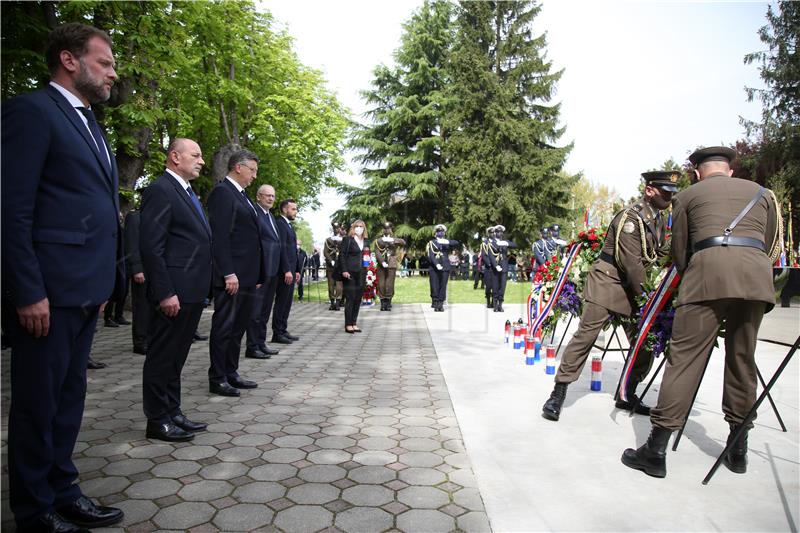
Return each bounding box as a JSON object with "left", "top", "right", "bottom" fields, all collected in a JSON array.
[
  {"left": 1, "top": 23, "right": 124, "bottom": 532},
  {"left": 207, "top": 150, "right": 265, "bottom": 396},
  {"left": 272, "top": 199, "right": 302, "bottom": 344},
  {"left": 245, "top": 184, "right": 282, "bottom": 359},
  {"left": 622, "top": 147, "right": 781, "bottom": 478},
  {"left": 124, "top": 209, "right": 150, "bottom": 355},
  {"left": 296, "top": 240, "right": 309, "bottom": 301},
  {"left": 311, "top": 248, "right": 321, "bottom": 281},
  {"left": 140, "top": 138, "right": 213, "bottom": 441}
]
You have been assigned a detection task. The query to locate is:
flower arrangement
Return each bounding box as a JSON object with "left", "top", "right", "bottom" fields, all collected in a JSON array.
[
  {"left": 568, "top": 227, "right": 606, "bottom": 293},
  {"left": 362, "top": 261, "right": 377, "bottom": 305},
  {"left": 630, "top": 260, "right": 677, "bottom": 358}
]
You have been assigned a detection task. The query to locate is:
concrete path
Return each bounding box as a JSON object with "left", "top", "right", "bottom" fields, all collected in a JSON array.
[
  {"left": 1, "top": 302, "right": 490, "bottom": 532},
  {"left": 426, "top": 301, "right": 799, "bottom": 532}
]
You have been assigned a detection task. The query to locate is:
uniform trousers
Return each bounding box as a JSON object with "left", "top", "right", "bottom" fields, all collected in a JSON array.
[
  {"left": 342, "top": 270, "right": 363, "bottom": 325},
  {"left": 246, "top": 276, "right": 277, "bottom": 351},
  {"left": 208, "top": 286, "right": 257, "bottom": 384},
  {"left": 555, "top": 300, "right": 653, "bottom": 384},
  {"left": 9, "top": 306, "right": 98, "bottom": 527},
  {"left": 130, "top": 278, "right": 150, "bottom": 350},
  {"left": 143, "top": 302, "right": 203, "bottom": 424},
  {"left": 651, "top": 299, "right": 765, "bottom": 430},
  {"left": 377, "top": 267, "right": 397, "bottom": 299},
  {"left": 483, "top": 269, "right": 494, "bottom": 300},
  {"left": 494, "top": 270, "right": 508, "bottom": 302},
  {"left": 326, "top": 268, "right": 343, "bottom": 301},
  {"left": 429, "top": 269, "right": 448, "bottom": 301}
]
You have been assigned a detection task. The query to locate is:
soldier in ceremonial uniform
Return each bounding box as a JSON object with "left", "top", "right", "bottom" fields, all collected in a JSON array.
[
  {"left": 532, "top": 226, "right": 552, "bottom": 271},
  {"left": 426, "top": 224, "right": 460, "bottom": 312},
  {"left": 549, "top": 224, "right": 566, "bottom": 259},
  {"left": 542, "top": 171, "right": 677, "bottom": 421},
  {"left": 485, "top": 225, "right": 517, "bottom": 312},
  {"left": 481, "top": 226, "right": 496, "bottom": 308},
  {"left": 622, "top": 147, "right": 781, "bottom": 478},
  {"left": 323, "top": 222, "right": 344, "bottom": 310},
  {"left": 374, "top": 221, "right": 406, "bottom": 311}
]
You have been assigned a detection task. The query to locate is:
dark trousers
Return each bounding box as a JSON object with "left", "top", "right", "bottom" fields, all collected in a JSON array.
[
  {"left": 484, "top": 269, "right": 495, "bottom": 300},
  {"left": 143, "top": 302, "right": 203, "bottom": 423},
  {"left": 429, "top": 268, "right": 448, "bottom": 302},
  {"left": 130, "top": 278, "right": 150, "bottom": 350},
  {"left": 494, "top": 270, "right": 508, "bottom": 302},
  {"left": 343, "top": 270, "right": 363, "bottom": 325},
  {"left": 246, "top": 276, "right": 277, "bottom": 350},
  {"left": 9, "top": 305, "right": 98, "bottom": 528},
  {"left": 473, "top": 268, "right": 481, "bottom": 289},
  {"left": 297, "top": 271, "right": 304, "bottom": 300},
  {"left": 326, "top": 268, "right": 343, "bottom": 301},
  {"left": 208, "top": 286, "right": 257, "bottom": 384},
  {"left": 272, "top": 277, "right": 295, "bottom": 337},
  {"left": 103, "top": 278, "right": 128, "bottom": 321}
]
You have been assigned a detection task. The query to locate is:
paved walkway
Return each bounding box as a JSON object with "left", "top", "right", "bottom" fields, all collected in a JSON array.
[{"left": 1, "top": 302, "right": 490, "bottom": 532}]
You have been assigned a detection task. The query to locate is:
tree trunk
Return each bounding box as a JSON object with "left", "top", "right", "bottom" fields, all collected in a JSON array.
[{"left": 212, "top": 142, "right": 241, "bottom": 183}]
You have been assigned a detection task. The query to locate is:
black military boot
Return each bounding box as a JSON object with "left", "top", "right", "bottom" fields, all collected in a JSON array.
[
  {"left": 542, "top": 382, "right": 568, "bottom": 421},
  {"left": 380, "top": 299, "right": 387, "bottom": 311},
  {"left": 335, "top": 299, "right": 342, "bottom": 311},
  {"left": 386, "top": 298, "right": 393, "bottom": 311},
  {"left": 615, "top": 382, "right": 651, "bottom": 415},
  {"left": 621, "top": 426, "right": 672, "bottom": 478},
  {"left": 723, "top": 423, "right": 749, "bottom": 474},
  {"left": 486, "top": 296, "right": 492, "bottom": 309},
  {"left": 495, "top": 299, "right": 504, "bottom": 313},
  {"left": 435, "top": 300, "right": 444, "bottom": 312},
  {"left": 329, "top": 299, "right": 337, "bottom": 311}
]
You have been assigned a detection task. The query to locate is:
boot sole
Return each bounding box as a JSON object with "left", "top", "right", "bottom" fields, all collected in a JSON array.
[
  {"left": 541, "top": 410, "right": 560, "bottom": 422},
  {"left": 723, "top": 456, "right": 747, "bottom": 474},
  {"left": 620, "top": 453, "right": 666, "bottom": 478}
]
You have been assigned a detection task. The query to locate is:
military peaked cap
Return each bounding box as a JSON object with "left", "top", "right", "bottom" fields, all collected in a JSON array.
[
  {"left": 688, "top": 146, "right": 736, "bottom": 166},
  {"left": 642, "top": 171, "right": 680, "bottom": 193}
]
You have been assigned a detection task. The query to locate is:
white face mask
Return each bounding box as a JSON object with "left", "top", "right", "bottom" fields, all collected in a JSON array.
[{"left": 354, "top": 227, "right": 364, "bottom": 236}]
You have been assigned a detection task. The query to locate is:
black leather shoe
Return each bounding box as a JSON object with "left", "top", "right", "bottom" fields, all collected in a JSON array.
[
  {"left": 103, "top": 318, "right": 119, "bottom": 328},
  {"left": 615, "top": 395, "right": 651, "bottom": 416},
  {"left": 245, "top": 348, "right": 271, "bottom": 359},
  {"left": 271, "top": 335, "right": 293, "bottom": 344},
  {"left": 114, "top": 316, "right": 131, "bottom": 325},
  {"left": 146, "top": 421, "right": 195, "bottom": 442},
  {"left": 87, "top": 358, "right": 106, "bottom": 369},
  {"left": 132, "top": 346, "right": 147, "bottom": 355},
  {"left": 193, "top": 331, "right": 208, "bottom": 342},
  {"left": 210, "top": 381, "right": 240, "bottom": 396},
  {"left": 21, "top": 510, "right": 90, "bottom": 533},
  {"left": 172, "top": 414, "right": 208, "bottom": 432},
  {"left": 55, "top": 496, "right": 124, "bottom": 529},
  {"left": 229, "top": 376, "right": 258, "bottom": 389},
  {"left": 284, "top": 333, "right": 300, "bottom": 341},
  {"left": 259, "top": 345, "right": 279, "bottom": 355}
]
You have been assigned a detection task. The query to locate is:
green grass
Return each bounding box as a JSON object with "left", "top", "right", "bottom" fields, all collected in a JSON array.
[{"left": 297, "top": 275, "right": 532, "bottom": 304}]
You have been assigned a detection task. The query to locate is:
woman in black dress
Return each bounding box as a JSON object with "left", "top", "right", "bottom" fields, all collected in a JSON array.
[{"left": 335, "top": 220, "right": 369, "bottom": 333}]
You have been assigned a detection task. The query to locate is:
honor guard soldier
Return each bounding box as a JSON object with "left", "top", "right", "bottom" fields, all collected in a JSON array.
[
  {"left": 532, "top": 226, "right": 552, "bottom": 271},
  {"left": 485, "top": 225, "right": 518, "bottom": 312},
  {"left": 374, "top": 221, "right": 406, "bottom": 311},
  {"left": 622, "top": 147, "right": 781, "bottom": 478},
  {"left": 480, "top": 226, "right": 497, "bottom": 307},
  {"left": 542, "top": 170, "right": 677, "bottom": 421},
  {"left": 324, "top": 222, "right": 344, "bottom": 310},
  {"left": 426, "top": 224, "right": 460, "bottom": 312},
  {"left": 549, "top": 224, "right": 566, "bottom": 259}
]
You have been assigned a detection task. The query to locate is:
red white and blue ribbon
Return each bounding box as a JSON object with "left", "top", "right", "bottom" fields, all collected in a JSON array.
[
  {"left": 617, "top": 265, "right": 681, "bottom": 402},
  {"left": 527, "top": 243, "right": 582, "bottom": 338}
]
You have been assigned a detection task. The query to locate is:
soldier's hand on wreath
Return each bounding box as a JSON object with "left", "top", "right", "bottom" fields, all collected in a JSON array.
[{"left": 133, "top": 272, "right": 146, "bottom": 284}]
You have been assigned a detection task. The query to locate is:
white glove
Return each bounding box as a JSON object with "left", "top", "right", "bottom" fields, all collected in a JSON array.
[
  {"left": 495, "top": 239, "right": 508, "bottom": 246},
  {"left": 382, "top": 236, "right": 393, "bottom": 242},
  {"left": 436, "top": 238, "right": 448, "bottom": 244},
  {"left": 382, "top": 262, "right": 389, "bottom": 268},
  {"left": 495, "top": 265, "right": 502, "bottom": 272},
  {"left": 330, "top": 261, "right": 335, "bottom": 266},
  {"left": 332, "top": 236, "right": 342, "bottom": 241},
  {"left": 436, "top": 264, "right": 443, "bottom": 271}
]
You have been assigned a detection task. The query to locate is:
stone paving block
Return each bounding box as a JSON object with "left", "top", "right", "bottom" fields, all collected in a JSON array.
[
  {"left": 262, "top": 447, "right": 307, "bottom": 464},
  {"left": 313, "top": 436, "right": 356, "bottom": 449},
  {"left": 286, "top": 483, "right": 340, "bottom": 505},
  {"left": 341, "top": 485, "right": 394, "bottom": 507},
  {"left": 453, "top": 487, "right": 485, "bottom": 511},
  {"left": 356, "top": 437, "right": 397, "bottom": 451},
  {"left": 102, "top": 458, "right": 154, "bottom": 476},
  {"left": 80, "top": 476, "right": 131, "bottom": 498},
  {"left": 398, "top": 452, "right": 444, "bottom": 468},
  {"left": 352, "top": 450, "right": 397, "bottom": 466},
  {"left": 152, "top": 502, "right": 215, "bottom": 530},
  {"left": 273, "top": 504, "right": 333, "bottom": 533},
  {"left": 178, "top": 480, "right": 233, "bottom": 501},
  {"left": 171, "top": 445, "right": 218, "bottom": 461},
  {"left": 396, "top": 509, "right": 456, "bottom": 533},
  {"left": 334, "top": 507, "right": 393, "bottom": 533},
  {"left": 216, "top": 446, "right": 261, "bottom": 463},
  {"left": 230, "top": 434, "right": 273, "bottom": 447},
  {"left": 115, "top": 498, "right": 159, "bottom": 525},
  {"left": 297, "top": 465, "right": 347, "bottom": 483},
  {"left": 346, "top": 465, "right": 396, "bottom": 485},
  {"left": 74, "top": 456, "right": 108, "bottom": 473},
  {"left": 126, "top": 444, "right": 175, "bottom": 459},
  {"left": 151, "top": 460, "right": 201, "bottom": 479},
  {"left": 273, "top": 435, "right": 314, "bottom": 448},
  {"left": 125, "top": 478, "right": 181, "bottom": 499},
  {"left": 307, "top": 449, "right": 351, "bottom": 465},
  {"left": 457, "top": 511, "right": 492, "bottom": 532},
  {"left": 397, "top": 486, "right": 449, "bottom": 509},
  {"left": 198, "top": 462, "right": 248, "bottom": 480},
  {"left": 212, "top": 503, "right": 274, "bottom": 531},
  {"left": 398, "top": 467, "right": 447, "bottom": 486},
  {"left": 249, "top": 464, "right": 298, "bottom": 481},
  {"left": 446, "top": 468, "right": 477, "bottom": 488}
]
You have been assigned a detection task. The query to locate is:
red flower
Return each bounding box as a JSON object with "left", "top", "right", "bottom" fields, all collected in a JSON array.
[
  {"left": 588, "top": 234, "right": 597, "bottom": 241},
  {"left": 592, "top": 243, "right": 600, "bottom": 250},
  {"left": 546, "top": 274, "right": 553, "bottom": 281},
  {"left": 578, "top": 231, "right": 586, "bottom": 238}
]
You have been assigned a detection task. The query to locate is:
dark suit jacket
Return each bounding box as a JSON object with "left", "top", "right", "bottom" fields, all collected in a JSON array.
[
  {"left": 256, "top": 207, "right": 281, "bottom": 278},
  {"left": 1, "top": 84, "right": 120, "bottom": 308},
  {"left": 124, "top": 210, "right": 143, "bottom": 276},
  {"left": 298, "top": 248, "right": 309, "bottom": 273},
  {"left": 336, "top": 237, "right": 370, "bottom": 274},
  {"left": 276, "top": 216, "right": 300, "bottom": 275},
  {"left": 207, "top": 179, "right": 264, "bottom": 288},
  {"left": 139, "top": 172, "right": 212, "bottom": 304}
]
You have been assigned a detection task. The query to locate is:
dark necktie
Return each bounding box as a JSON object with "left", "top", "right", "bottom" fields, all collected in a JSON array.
[
  {"left": 186, "top": 185, "right": 208, "bottom": 226},
  {"left": 241, "top": 190, "right": 257, "bottom": 214},
  {"left": 78, "top": 107, "right": 111, "bottom": 174}
]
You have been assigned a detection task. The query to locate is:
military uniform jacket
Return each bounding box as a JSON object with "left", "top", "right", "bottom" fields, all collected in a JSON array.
[
  {"left": 374, "top": 236, "right": 406, "bottom": 269},
  {"left": 584, "top": 200, "right": 668, "bottom": 316},
  {"left": 479, "top": 238, "right": 493, "bottom": 271},
  {"left": 532, "top": 238, "right": 551, "bottom": 268},
  {"left": 427, "top": 238, "right": 460, "bottom": 272},
  {"left": 486, "top": 238, "right": 518, "bottom": 272},
  {"left": 671, "top": 174, "right": 780, "bottom": 308},
  {"left": 324, "top": 235, "right": 342, "bottom": 269}
]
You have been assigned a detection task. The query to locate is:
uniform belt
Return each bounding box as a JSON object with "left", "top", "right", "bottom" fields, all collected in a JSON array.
[
  {"left": 692, "top": 236, "right": 765, "bottom": 253},
  {"left": 599, "top": 251, "right": 615, "bottom": 265}
]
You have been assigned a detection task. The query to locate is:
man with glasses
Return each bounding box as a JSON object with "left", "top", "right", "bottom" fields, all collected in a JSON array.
[{"left": 206, "top": 150, "right": 265, "bottom": 397}]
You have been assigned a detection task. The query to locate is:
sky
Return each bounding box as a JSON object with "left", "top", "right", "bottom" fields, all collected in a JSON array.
[{"left": 260, "top": 0, "right": 772, "bottom": 246}]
